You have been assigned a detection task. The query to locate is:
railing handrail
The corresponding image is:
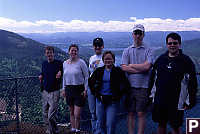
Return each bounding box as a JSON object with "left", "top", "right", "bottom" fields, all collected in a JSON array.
[{"left": 0, "top": 76, "right": 38, "bottom": 81}]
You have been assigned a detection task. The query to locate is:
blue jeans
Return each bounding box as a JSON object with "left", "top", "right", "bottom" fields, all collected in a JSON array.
[
  {"left": 87, "top": 88, "right": 97, "bottom": 133},
  {"left": 95, "top": 99, "right": 118, "bottom": 134}
]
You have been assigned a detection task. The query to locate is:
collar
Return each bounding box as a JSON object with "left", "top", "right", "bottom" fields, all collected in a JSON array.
[
  {"left": 164, "top": 49, "right": 183, "bottom": 58},
  {"left": 131, "top": 42, "right": 145, "bottom": 48}
]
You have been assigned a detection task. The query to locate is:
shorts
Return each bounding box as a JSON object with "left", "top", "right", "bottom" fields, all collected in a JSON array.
[
  {"left": 152, "top": 104, "right": 184, "bottom": 128},
  {"left": 65, "top": 85, "right": 85, "bottom": 107},
  {"left": 127, "top": 87, "right": 148, "bottom": 112}
]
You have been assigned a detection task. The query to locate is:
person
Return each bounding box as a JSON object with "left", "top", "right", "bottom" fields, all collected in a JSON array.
[
  {"left": 88, "top": 37, "right": 104, "bottom": 133},
  {"left": 89, "top": 51, "right": 130, "bottom": 134},
  {"left": 62, "top": 44, "right": 89, "bottom": 133},
  {"left": 148, "top": 32, "right": 197, "bottom": 134},
  {"left": 121, "top": 24, "right": 153, "bottom": 134},
  {"left": 39, "top": 46, "right": 63, "bottom": 134}
]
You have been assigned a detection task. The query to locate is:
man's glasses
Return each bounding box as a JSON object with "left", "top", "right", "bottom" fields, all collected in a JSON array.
[
  {"left": 94, "top": 44, "right": 103, "bottom": 47},
  {"left": 167, "top": 42, "right": 179, "bottom": 45},
  {"left": 133, "top": 30, "right": 143, "bottom": 36}
]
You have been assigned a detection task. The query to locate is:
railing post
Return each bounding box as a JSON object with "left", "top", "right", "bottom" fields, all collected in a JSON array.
[{"left": 15, "top": 78, "right": 20, "bottom": 134}]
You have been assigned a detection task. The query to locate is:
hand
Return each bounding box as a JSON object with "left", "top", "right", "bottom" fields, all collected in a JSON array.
[
  {"left": 66, "top": 59, "right": 71, "bottom": 64},
  {"left": 39, "top": 75, "right": 43, "bottom": 83},
  {"left": 61, "top": 90, "right": 66, "bottom": 97},
  {"left": 56, "top": 71, "right": 62, "bottom": 78},
  {"left": 82, "top": 90, "right": 87, "bottom": 98},
  {"left": 95, "top": 60, "right": 100, "bottom": 65},
  {"left": 183, "top": 103, "right": 195, "bottom": 110},
  {"left": 147, "top": 97, "right": 153, "bottom": 106}
]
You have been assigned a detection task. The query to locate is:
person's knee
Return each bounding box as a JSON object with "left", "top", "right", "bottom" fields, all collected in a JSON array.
[
  {"left": 128, "top": 112, "right": 135, "bottom": 117},
  {"left": 137, "top": 112, "right": 145, "bottom": 118},
  {"left": 158, "top": 122, "right": 167, "bottom": 128}
]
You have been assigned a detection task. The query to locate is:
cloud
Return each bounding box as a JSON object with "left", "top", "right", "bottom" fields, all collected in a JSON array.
[{"left": 0, "top": 17, "right": 200, "bottom": 33}]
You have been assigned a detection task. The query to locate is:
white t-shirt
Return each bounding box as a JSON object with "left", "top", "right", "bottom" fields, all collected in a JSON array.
[{"left": 89, "top": 54, "right": 104, "bottom": 75}]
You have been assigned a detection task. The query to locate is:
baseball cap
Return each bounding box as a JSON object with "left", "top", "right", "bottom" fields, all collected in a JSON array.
[
  {"left": 133, "top": 24, "right": 145, "bottom": 32},
  {"left": 93, "top": 38, "right": 104, "bottom": 47}
]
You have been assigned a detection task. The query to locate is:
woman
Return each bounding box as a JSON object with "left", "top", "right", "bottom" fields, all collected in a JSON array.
[
  {"left": 89, "top": 51, "right": 130, "bottom": 134},
  {"left": 62, "top": 44, "right": 89, "bottom": 133}
]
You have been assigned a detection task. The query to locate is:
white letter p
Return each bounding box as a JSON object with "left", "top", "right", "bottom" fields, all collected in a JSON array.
[{"left": 189, "top": 120, "right": 199, "bottom": 132}]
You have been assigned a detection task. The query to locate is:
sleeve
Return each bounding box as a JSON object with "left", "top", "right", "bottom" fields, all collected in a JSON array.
[
  {"left": 59, "top": 60, "right": 63, "bottom": 77},
  {"left": 88, "top": 69, "right": 98, "bottom": 96},
  {"left": 121, "top": 48, "right": 129, "bottom": 65},
  {"left": 146, "top": 48, "right": 154, "bottom": 64},
  {"left": 62, "top": 62, "right": 66, "bottom": 90},
  {"left": 40, "top": 62, "right": 44, "bottom": 76},
  {"left": 88, "top": 56, "right": 93, "bottom": 74},
  {"left": 187, "top": 57, "right": 198, "bottom": 108},
  {"left": 80, "top": 60, "right": 89, "bottom": 90},
  {"left": 148, "top": 59, "right": 158, "bottom": 96},
  {"left": 119, "top": 68, "right": 130, "bottom": 95}
]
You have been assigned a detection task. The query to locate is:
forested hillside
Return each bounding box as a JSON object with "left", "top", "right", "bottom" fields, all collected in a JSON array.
[{"left": 0, "top": 30, "right": 67, "bottom": 78}]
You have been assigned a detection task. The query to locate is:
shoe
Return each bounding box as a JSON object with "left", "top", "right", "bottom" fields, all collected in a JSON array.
[
  {"left": 70, "top": 128, "right": 76, "bottom": 132},
  {"left": 75, "top": 129, "right": 81, "bottom": 134},
  {"left": 46, "top": 129, "right": 50, "bottom": 134}
]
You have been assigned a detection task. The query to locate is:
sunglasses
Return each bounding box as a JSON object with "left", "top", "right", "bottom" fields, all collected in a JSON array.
[
  {"left": 167, "top": 42, "right": 179, "bottom": 45},
  {"left": 94, "top": 44, "right": 103, "bottom": 47},
  {"left": 133, "top": 30, "right": 143, "bottom": 36}
]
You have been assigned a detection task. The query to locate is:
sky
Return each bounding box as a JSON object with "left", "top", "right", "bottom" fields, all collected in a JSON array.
[{"left": 0, "top": 0, "right": 200, "bottom": 33}]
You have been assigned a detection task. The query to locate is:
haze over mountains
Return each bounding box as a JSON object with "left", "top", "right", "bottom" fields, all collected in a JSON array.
[
  {"left": 1, "top": 29, "right": 200, "bottom": 78},
  {"left": 20, "top": 31, "right": 200, "bottom": 48}
]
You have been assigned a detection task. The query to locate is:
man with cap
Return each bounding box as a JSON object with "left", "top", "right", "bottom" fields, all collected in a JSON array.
[
  {"left": 121, "top": 24, "right": 153, "bottom": 134},
  {"left": 88, "top": 37, "right": 104, "bottom": 133}
]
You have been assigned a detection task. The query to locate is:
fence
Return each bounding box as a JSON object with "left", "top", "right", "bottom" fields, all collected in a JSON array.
[{"left": 0, "top": 75, "right": 200, "bottom": 134}]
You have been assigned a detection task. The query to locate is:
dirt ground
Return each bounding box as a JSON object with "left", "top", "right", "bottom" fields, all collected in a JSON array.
[{"left": 0, "top": 122, "right": 90, "bottom": 134}]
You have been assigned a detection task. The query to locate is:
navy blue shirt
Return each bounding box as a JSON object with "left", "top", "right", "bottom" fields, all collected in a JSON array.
[
  {"left": 41, "top": 59, "right": 63, "bottom": 92},
  {"left": 149, "top": 50, "right": 197, "bottom": 109}
]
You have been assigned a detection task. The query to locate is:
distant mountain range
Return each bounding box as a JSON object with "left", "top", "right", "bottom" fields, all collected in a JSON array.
[
  {"left": 20, "top": 31, "right": 200, "bottom": 48},
  {"left": 1, "top": 29, "right": 200, "bottom": 77}
]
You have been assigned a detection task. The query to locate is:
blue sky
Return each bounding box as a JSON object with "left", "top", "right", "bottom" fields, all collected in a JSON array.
[{"left": 0, "top": 0, "right": 200, "bottom": 33}]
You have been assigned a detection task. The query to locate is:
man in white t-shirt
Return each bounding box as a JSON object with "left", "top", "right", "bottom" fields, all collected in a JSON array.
[{"left": 88, "top": 37, "right": 104, "bottom": 133}]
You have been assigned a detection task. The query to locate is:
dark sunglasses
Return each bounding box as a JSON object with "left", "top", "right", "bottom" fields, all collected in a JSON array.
[
  {"left": 167, "top": 42, "right": 179, "bottom": 45},
  {"left": 133, "top": 30, "right": 143, "bottom": 36},
  {"left": 94, "top": 44, "right": 103, "bottom": 47}
]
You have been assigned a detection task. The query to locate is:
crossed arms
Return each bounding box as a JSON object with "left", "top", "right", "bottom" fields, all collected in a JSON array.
[{"left": 121, "top": 61, "right": 152, "bottom": 74}]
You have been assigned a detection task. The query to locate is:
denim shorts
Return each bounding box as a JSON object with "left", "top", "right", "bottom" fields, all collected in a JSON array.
[{"left": 127, "top": 87, "right": 148, "bottom": 112}]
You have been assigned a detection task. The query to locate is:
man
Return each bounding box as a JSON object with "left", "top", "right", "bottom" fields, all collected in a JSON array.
[
  {"left": 88, "top": 37, "right": 104, "bottom": 133},
  {"left": 148, "top": 32, "right": 197, "bottom": 134},
  {"left": 121, "top": 24, "right": 153, "bottom": 134},
  {"left": 39, "top": 46, "right": 63, "bottom": 134}
]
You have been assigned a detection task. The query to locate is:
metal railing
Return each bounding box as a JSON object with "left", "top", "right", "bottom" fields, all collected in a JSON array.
[{"left": 0, "top": 75, "right": 200, "bottom": 134}]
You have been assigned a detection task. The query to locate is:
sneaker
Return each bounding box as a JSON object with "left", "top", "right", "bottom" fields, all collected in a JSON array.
[
  {"left": 75, "top": 129, "right": 81, "bottom": 134},
  {"left": 45, "top": 129, "right": 50, "bottom": 134},
  {"left": 71, "top": 128, "right": 76, "bottom": 132}
]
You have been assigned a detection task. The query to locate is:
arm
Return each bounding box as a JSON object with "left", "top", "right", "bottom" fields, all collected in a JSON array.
[
  {"left": 121, "top": 64, "right": 140, "bottom": 73},
  {"left": 61, "top": 63, "right": 66, "bottom": 97},
  {"left": 39, "top": 75, "right": 43, "bottom": 83},
  {"left": 121, "top": 48, "right": 140, "bottom": 73},
  {"left": 88, "top": 69, "right": 98, "bottom": 96},
  {"left": 186, "top": 58, "right": 198, "bottom": 109},
  {"left": 119, "top": 68, "right": 130, "bottom": 95},
  {"left": 148, "top": 66, "right": 156, "bottom": 96},
  {"left": 128, "top": 61, "right": 152, "bottom": 72},
  {"left": 80, "top": 60, "right": 89, "bottom": 93}
]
